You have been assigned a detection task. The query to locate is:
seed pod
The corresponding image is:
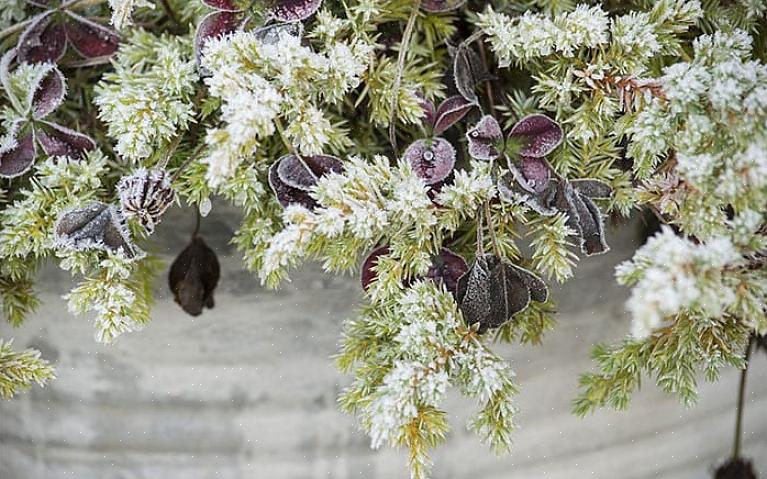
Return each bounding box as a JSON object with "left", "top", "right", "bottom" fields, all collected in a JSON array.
[
  {"left": 53, "top": 201, "right": 142, "bottom": 258},
  {"left": 403, "top": 137, "right": 456, "bottom": 185},
  {"left": 455, "top": 254, "right": 547, "bottom": 332},
  {"left": 168, "top": 236, "right": 220, "bottom": 317},
  {"left": 118, "top": 168, "right": 176, "bottom": 234}
]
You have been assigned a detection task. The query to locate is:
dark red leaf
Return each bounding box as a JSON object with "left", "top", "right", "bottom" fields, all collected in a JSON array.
[
  {"left": 424, "top": 248, "right": 467, "bottom": 295},
  {"left": 432, "top": 95, "right": 474, "bottom": 135},
  {"left": 497, "top": 171, "right": 558, "bottom": 216},
  {"left": 0, "top": 131, "right": 37, "bottom": 178},
  {"left": 63, "top": 12, "right": 120, "bottom": 59},
  {"left": 466, "top": 115, "right": 503, "bottom": 161},
  {"left": 360, "top": 245, "right": 389, "bottom": 291},
  {"left": 29, "top": 66, "right": 65, "bottom": 119},
  {"left": 508, "top": 114, "right": 563, "bottom": 158},
  {"left": 202, "top": 0, "right": 242, "bottom": 11},
  {"left": 403, "top": 137, "right": 456, "bottom": 185},
  {"left": 518, "top": 156, "right": 551, "bottom": 194},
  {"left": 268, "top": 160, "right": 318, "bottom": 209},
  {"left": 421, "top": 0, "right": 467, "bottom": 12},
  {"left": 453, "top": 45, "right": 484, "bottom": 104},
  {"left": 269, "top": 0, "right": 322, "bottom": 22},
  {"left": 418, "top": 94, "right": 436, "bottom": 128},
  {"left": 277, "top": 154, "right": 343, "bottom": 191},
  {"left": 36, "top": 121, "right": 96, "bottom": 158},
  {"left": 169, "top": 236, "right": 221, "bottom": 317},
  {"left": 194, "top": 11, "right": 242, "bottom": 66},
  {"left": 17, "top": 12, "right": 67, "bottom": 64},
  {"left": 53, "top": 202, "right": 142, "bottom": 258}
]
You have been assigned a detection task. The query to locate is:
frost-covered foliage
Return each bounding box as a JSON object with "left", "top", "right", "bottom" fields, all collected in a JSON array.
[
  {"left": 0, "top": 339, "right": 54, "bottom": 399},
  {"left": 1, "top": 0, "right": 766, "bottom": 477}
]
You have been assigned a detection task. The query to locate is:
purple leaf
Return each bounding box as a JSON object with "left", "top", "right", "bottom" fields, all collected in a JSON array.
[
  {"left": 36, "top": 121, "right": 96, "bottom": 159},
  {"left": 554, "top": 182, "right": 609, "bottom": 256},
  {"left": 53, "top": 202, "right": 142, "bottom": 258},
  {"left": 466, "top": 115, "right": 503, "bottom": 161},
  {"left": 269, "top": 0, "right": 322, "bottom": 22},
  {"left": 497, "top": 171, "right": 558, "bottom": 216},
  {"left": 455, "top": 254, "right": 543, "bottom": 332},
  {"left": 17, "top": 12, "right": 67, "bottom": 64},
  {"left": 421, "top": 0, "right": 467, "bottom": 12},
  {"left": 202, "top": 0, "right": 242, "bottom": 11},
  {"left": 418, "top": 95, "right": 436, "bottom": 128},
  {"left": 194, "top": 11, "right": 242, "bottom": 65},
  {"left": 403, "top": 137, "right": 456, "bottom": 185},
  {"left": 508, "top": 114, "right": 563, "bottom": 158},
  {"left": 169, "top": 236, "right": 221, "bottom": 316},
  {"left": 453, "top": 45, "right": 483, "bottom": 104},
  {"left": 63, "top": 12, "right": 120, "bottom": 59},
  {"left": 570, "top": 178, "right": 612, "bottom": 199},
  {"left": 0, "top": 132, "right": 37, "bottom": 178},
  {"left": 276, "top": 154, "right": 343, "bottom": 191},
  {"left": 518, "top": 156, "right": 551, "bottom": 194},
  {"left": 268, "top": 160, "right": 318, "bottom": 209},
  {"left": 360, "top": 245, "right": 389, "bottom": 291},
  {"left": 118, "top": 168, "right": 176, "bottom": 234},
  {"left": 29, "top": 66, "right": 65, "bottom": 119},
  {"left": 424, "top": 248, "right": 468, "bottom": 296},
  {"left": 432, "top": 95, "right": 474, "bottom": 135}
]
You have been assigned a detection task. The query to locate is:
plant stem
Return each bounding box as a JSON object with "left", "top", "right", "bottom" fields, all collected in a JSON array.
[
  {"left": 732, "top": 334, "right": 754, "bottom": 459},
  {"left": 158, "top": 0, "right": 182, "bottom": 32},
  {"left": 388, "top": 0, "right": 421, "bottom": 157}
]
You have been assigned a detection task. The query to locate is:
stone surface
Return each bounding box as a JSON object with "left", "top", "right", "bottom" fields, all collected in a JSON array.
[{"left": 1, "top": 206, "right": 766, "bottom": 479}]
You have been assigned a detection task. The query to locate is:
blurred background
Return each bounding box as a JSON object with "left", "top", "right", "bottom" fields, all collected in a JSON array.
[{"left": 1, "top": 206, "right": 765, "bottom": 479}]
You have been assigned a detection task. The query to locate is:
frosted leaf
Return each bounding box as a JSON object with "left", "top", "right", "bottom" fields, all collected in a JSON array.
[
  {"left": 17, "top": 12, "right": 67, "bottom": 64},
  {"left": 402, "top": 137, "right": 456, "bottom": 185},
  {"left": 202, "top": 0, "right": 241, "bottom": 11},
  {"left": 419, "top": 95, "right": 436, "bottom": 127},
  {"left": 277, "top": 154, "right": 343, "bottom": 191},
  {"left": 456, "top": 254, "right": 543, "bottom": 332},
  {"left": 570, "top": 178, "right": 612, "bottom": 199},
  {"left": 0, "top": 131, "right": 36, "bottom": 178},
  {"left": 63, "top": 12, "right": 120, "bottom": 59},
  {"left": 361, "top": 245, "right": 389, "bottom": 291},
  {"left": 268, "top": 159, "right": 317, "bottom": 209},
  {"left": 555, "top": 182, "right": 609, "bottom": 256},
  {"left": 118, "top": 168, "right": 176, "bottom": 234},
  {"left": 453, "top": 45, "right": 484, "bottom": 104},
  {"left": 253, "top": 22, "right": 303, "bottom": 44},
  {"left": 432, "top": 95, "right": 475, "bottom": 135},
  {"left": 169, "top": 236, "right": 220, "bottom": 316},
  {"left": 508, "top": 114, "right": 563, "bottom": 158},
  {"left": 424, "top": 248, "right": 468, "bottom": 296},
  {"left": 29, "top": 66, "right": 65, "bottom": 119},
  {"left": 269, "top": 0, "right": 322, "bottom": 22},
  {"left": 199, "top": 197, "right": 212, "bottom": 217},
  {"left": 421, "top": 0, "right": 466, "bottom": 13},
  {"left": 36, "top": 121, "right": 96, "bottom": 159},
  {"left": 195, "top": 11, "right": 242, "bottom": 66},
  {"left": 497, "top": 171, "right": 558, "bottom": 216},
  {"left": 466, "top": 115, "right": 503, "bottom": 161},
  {"left": 54, "top": 202, "right": 142, "bottom": 258},
  {"left": 518, "top": 156, "right": 551, "bottom": 194}
]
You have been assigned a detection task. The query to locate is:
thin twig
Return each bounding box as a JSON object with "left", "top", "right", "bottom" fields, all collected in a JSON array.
[
  {"left": 274, "top": 119, "right": 318, "bottom": 181},
  {"left": 388, "top": 0, "right": 422, "bottom": 157},
  {"left": 732, "top": 335, "right": 754, "bottom": 459},
  {"left": 191, "top": 209, "right": 201, "bottom": 239},
  {"left": 170, "top": 144, "right": 206, "bottom": 183}
]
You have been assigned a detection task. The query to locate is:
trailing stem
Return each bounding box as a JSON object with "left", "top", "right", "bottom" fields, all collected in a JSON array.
[
  {"left": 732, "top": 335, "right": 754, "bottom": 459},
  {"left": 388, "top": 0, "right": 422, "bottom": 157}
]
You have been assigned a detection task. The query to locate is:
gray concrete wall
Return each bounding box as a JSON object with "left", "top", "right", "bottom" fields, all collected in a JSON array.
[{"left": 1, "top": 207, "right": 765, "bottom": 479}]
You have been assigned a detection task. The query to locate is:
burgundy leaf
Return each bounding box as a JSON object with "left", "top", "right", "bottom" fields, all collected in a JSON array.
[
  {"left": 29, "top": 66, "right": 65, "bottom": 119},
  {"left": 418, "top": 95, "right": 436, "bottom": 128},
  {"left": 403, "top": 137, "right": 456, "bottom": 185},
  {"left": 455, "top": 254, "right": 543, "bottom": 332},
  {"left": 194, "top": 11, "right": 242, "bottom": 65},
  {"left": 0, "top": 132, "right": 37, "bottom": 178},
  {"left": 360, "top": 245, "right": 389, "bottom": 291},
  {"left": 17, "top": 12, "right": 67, "bottom": 64},
  {"left": 277, "top": 154, "right": 343, "bottom": 191},
  {"left": 424, "top": 248, "right": 468, "bottom": 295},
  {"left": 517, "top": 156, "right": 551, "bottom": 194},
  {"left": 53, "top": 202, "right": 142, "bottom": 258},
  {"left": 570, "top": 178, "right": 612, "bottom": 199},
  {"left": 169, "top": 236, "right": 221, "bottom": 317},
  {"left": 118, "top": 168, "right": 176, "bottom": 234},
  {"left": 253, "top": 22, "right": 303, "bottom": 44},
  {"left": 508, "top": 114, "right": 563, "bottom": 158},
  {"left": 36, "top": 121, "right": 96, "bottom": 158},
  {"left": 497, "top": 171, "right": 558, "bottom": 216},
  {"left": 269, "top": 0, "right": 322, "bottom": 22},
  {"left": 555, "top": 181, "right": 609, "bottom": 256},
  {"left": 268, "top": 160, "right": 318, "bottom": 209},
  {"left": 202, "top": 0, "right": 242, "bottom": 11},
  {"left": 63, "top": 12, "right": 120, "bottom": 59},
  {"left": 432, "top": 95, "right": 474, "bottom": 135},
  {"left": 466, "top": 115, "right": 503, "bottom": 161},
  {"left": 453, "top": 45, "right": 484, "bottom": 104},
  {"left": 421, "top": 0, "right": 467, "bottom": 12}
]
